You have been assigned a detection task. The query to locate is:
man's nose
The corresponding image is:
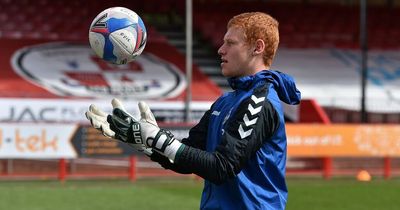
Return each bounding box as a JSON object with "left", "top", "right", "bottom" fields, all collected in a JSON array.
[{"left": 218, "top": 46, "right": 225, "bottom": 55}]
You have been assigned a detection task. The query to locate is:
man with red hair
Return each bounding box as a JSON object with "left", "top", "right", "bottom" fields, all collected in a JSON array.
[{"left": 87, "top": 12, "right": 301, "bottom": 210}]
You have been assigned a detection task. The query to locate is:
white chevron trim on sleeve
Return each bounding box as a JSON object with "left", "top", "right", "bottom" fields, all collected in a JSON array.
[
  {"left": 237, "top": 94, "right": 265, "bottom": 139},
  {"left": 239, "top": 124, "right": 253, "bottom": 139},
  {"left": 251, "top": 95, "right": 265, "bottom": 104},
  {"left": 243, "top": 114, "right": 258, "bottom": 126},
  {"left": 248, "top": 104, "right": 262, "bottom": 115}
]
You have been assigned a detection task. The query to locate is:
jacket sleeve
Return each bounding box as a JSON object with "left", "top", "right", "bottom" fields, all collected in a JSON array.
[
  {"left": 150, "top": 108, "right": 211, "bottom": 174},
  {"left": 176, "top": 90, "right": 280, "bottom": 185},
  {"left": 180, "top": 109, "right": 211, "bottom": 150}
]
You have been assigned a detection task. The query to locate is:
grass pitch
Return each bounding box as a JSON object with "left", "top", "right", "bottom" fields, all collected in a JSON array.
[
  {"left": 0, "top": 177, "right": 399, "bottom": 210},
  {"left": 286, "top": 177, "right": 400, "bottom": 210}
]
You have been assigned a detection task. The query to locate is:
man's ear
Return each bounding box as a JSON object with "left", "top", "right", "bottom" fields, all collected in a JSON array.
[{"left": 253, "top": 39, "right": 265, "bottom": 55}]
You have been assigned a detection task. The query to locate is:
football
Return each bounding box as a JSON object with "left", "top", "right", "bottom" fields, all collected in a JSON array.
[{"left": 89, "top": 7, "right": 147, "bottom": 65}]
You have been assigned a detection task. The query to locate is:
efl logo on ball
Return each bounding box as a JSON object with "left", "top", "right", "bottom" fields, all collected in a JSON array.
[{"left": 89, "top": 7, "right": 147, "bottom": 65}]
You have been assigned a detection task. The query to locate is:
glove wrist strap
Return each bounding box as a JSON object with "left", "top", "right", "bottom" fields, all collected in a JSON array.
[{"left": 150, "top": 129, "right": 183, "bottom": 163}]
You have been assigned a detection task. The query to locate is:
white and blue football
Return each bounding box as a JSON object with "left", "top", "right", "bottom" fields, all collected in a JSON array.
[{"left": 89, "top": 7, "right": 147, "bottom": 65}]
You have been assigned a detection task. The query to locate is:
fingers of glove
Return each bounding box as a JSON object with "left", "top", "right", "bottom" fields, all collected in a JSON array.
[
  {"left": 138, "top": 101, "right": 158, "bottom": 126},
  {"left": 111, "top": 98, "right": 137, "bottom": 121},
  {"left": 100, "top": 123, "right": 115, "bottom": 138},
  {"left": 112, "top": 108, "right": 136, "bottom": 123},
  {"left": 85, "top": 110, "right": 107, "bottom": 129},
  {"left": 107, "top": 114, "right": 129, "bottom": 131},
  {"left": 111, "top": 98, "right": 126, "bottom": 111},
  {"left": 89, "top": 104, "right": 108, "bottom": 118},
  {"left": 86, "top": 111, "right": 115, "bottom": 138}
]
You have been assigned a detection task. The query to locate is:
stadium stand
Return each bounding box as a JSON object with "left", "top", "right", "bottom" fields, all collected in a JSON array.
[{"left": 1, "top": 0, "right": 399, "bottom": 49}]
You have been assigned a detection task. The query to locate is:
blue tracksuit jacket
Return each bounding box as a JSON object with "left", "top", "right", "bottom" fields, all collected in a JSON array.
[{"left": 152, "top": 70, "right": 301, "bottom": 210}]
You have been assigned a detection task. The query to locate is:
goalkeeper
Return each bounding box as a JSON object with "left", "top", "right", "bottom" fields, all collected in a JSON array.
[{"left": 86, "top": 12, "right": 301, "bottom": 210}]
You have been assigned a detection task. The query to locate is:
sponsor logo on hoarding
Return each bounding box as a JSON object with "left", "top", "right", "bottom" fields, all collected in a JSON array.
[
  {"left": 286, "top": 124, "right": 400, "bottom": 157},
  {"left": 0, "top": 124, "right": 77, "bottom": 158},
  {"left": 0, "top": 99, "right": 211, "bottom": 123}
]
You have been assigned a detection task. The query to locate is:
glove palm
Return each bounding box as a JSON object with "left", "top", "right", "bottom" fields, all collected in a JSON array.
[
  {"left": 85, "top": 99, "right": 152, "bottom": 155},
  {"left": 107, "top": 100, "right": 183, "bottom": 162}
]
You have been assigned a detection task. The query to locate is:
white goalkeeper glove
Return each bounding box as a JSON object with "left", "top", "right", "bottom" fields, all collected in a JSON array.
[
  {"left": 107, "top": 100, "right": 184, "bottom": 163},
  {"left": 85, "top": 104, "right": 115, "bottom": 138},
  {"left": 85, "top": 99, "right": 152, "bottom": 156}
]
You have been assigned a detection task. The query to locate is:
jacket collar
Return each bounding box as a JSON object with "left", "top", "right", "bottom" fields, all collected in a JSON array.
[
  {"left": 228, "top": 70, "right": 267, "bottom": 90},
  {"left": 227, "top": 70, "right": 301, "bottom": 105}
]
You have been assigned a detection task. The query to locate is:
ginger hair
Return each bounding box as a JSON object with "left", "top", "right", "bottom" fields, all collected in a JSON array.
[{"left": 227, "top": 12, "right": 279, "bottom": 67}]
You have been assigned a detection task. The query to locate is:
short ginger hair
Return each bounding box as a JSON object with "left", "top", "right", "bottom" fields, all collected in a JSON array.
[{"left": 227, "top": 12, "right": 279, "bottom": 67}]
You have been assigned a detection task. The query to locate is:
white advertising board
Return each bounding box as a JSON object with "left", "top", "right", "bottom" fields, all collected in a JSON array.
[
  {"left": 0, "top": 124, "right": 78, "bottom": 158},
  {"left": 0, "top": 98, "right": 212, "bottom": 123}
]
